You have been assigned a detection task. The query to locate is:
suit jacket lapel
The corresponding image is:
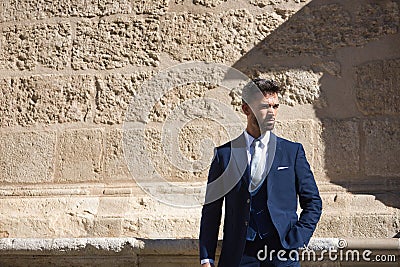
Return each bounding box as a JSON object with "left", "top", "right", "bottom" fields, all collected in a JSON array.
[
  {"left": 231, "top": 133, "right": 250, "bottom": 186},
  {"left": 267, "top": 133, "right": 282, "bottom": 195}
]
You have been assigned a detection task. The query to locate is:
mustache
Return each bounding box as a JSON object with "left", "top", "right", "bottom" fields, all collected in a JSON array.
[{"left": 264, "top": 116, "right": 275, "bottom": 121}]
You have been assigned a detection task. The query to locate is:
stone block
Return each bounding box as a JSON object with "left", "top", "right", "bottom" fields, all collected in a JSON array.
[
  {"left": 0, "top": 196, "right": 99, "bottom": 237},
  {"left": 132, "top": 0, "right": 169, "bottom": 15},
  {"left": 250, "top": 0, "right": 310, "bottom": 8},
  {"left": 97, "top": 197, "right": 132, "bottom": 217},
  {"left": 104, "top": 129, "right": 131, "bottom": 181},
  {"left": 353, "top": 2, "right": 399, "bottom": 42},
  {"left": 302, "top": 262, "right": 340, "bottom": 267},
  {"left": 389, "top": 212, "right": 400, "bottom": 238},
  {"left": 161, "top": 10, "right": 254, "bottom": 63},
  {"left": 313, "top": 214, "right": 352, "bottom": 238},
  {"left": 144, "top": 127, "right": 205, "bottom": 183},
  {"left": 0, "top": 75, "right": 95, "bottom": 127},
  {"left": 0, "top": 22, "right": 72, "bottom": 70},
  {"left": 274, "top": 120, "right": 318, "bottom": 169},
  {"left": 317, "top": 119, "right": 360, "bottom": 179},
  {"left": 363, "top": 120, "right": 400, "bottom": 176},
  {"left": 355, "top": 58, "right": 400, "bottom": 115},
  {"left": 351, "top": 215, "right": 392, "bottom": 238},
  {"left": 140, "top": 121, "right": 228, "bottom": 183},
  {"left": 319, "top": 192, "right": 351, "bottom": 213},
  {"left": 72, "top": 17, "right": 160, "bottom": 70},
  {"left": 261, "top": 2, "right": 399, "bottom": 57},
  {"left": 137, "top": 217, "right": 199, "bottom": 238},
  {"left": 148, "top": 82, "right": 218, "bottom": 123},
  {"left": 0, "top": 217, "right": 55, "bottom": 238},
  {"left": 193, "top": 0, "right": 227, "bottom": 7},
  {"left": 94, "top": 72, "right": 152, "bottom": 125},
  {"left": 0, "top": 0, "right": 131, "bottom": 22},
  {"left": 56, "top": 129, "right": 104, "bottom": 183},
  {"left": 0, "top": 131, "right": 56, "bottom": 184},
  {"left": 349, "top": 194, "right": 391, "bottom": 214},
  {"left": 254, "top": 12, "right": 287, "bottom": 42},
  {"left": 230, "top": 69, "right": 323, "bottom": 107},
  {"left": 91, "top": 217, "right": 123, "bottom": 237},
  {"left": 140, "top": 257, "right": 199, "bottom": 267}
]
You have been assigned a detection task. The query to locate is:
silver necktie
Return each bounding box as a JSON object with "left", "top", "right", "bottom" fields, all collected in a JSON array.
[{"left": 250, "top": 139, "right": 263, "bottom": 191}]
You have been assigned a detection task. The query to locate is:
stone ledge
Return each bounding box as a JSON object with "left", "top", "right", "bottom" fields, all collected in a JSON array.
[
  {"left": 0, "top": 238, "right": 399, "bottom": 267},
  {"left": 1, "top": 237, "right": 399, "bottom": 254}
]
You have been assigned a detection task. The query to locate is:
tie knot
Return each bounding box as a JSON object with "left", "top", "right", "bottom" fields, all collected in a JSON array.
[{"left": 251, "top": 138, "right": 260, "bottom": 148}]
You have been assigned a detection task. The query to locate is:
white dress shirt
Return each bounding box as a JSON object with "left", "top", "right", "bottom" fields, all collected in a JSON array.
[{"left": 244, "top": 130, "right": 270, "bottom": 193}]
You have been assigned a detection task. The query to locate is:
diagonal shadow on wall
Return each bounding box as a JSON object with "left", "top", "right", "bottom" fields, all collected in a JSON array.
[{"left": 231, "top": 0, "right": 400, "bottom": 217}]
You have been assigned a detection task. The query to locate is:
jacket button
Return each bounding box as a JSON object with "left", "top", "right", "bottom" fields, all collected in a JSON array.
[
  {"left": 245, "top": 221, "right": 248, "bottom": 226},
  {"left": 246, "top": 199, "right": 250, "bottom": 204}
]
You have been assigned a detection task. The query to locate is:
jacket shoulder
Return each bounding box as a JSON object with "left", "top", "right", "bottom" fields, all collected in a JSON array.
[
  {"left": 215, "top": 133, "right": 243, "bottom": 151},
  {"left": 276, "top": 135, "right": 303, "bottom": 150}
]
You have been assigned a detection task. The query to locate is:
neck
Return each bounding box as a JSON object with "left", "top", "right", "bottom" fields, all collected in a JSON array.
[{"left": 246, "top": 127, "right": 261, "bottom": 139}]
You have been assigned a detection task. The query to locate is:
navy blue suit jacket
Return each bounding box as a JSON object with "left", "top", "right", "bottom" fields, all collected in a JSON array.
[{"left": 199, "top": 133, "right": 322, "bottom": 267}]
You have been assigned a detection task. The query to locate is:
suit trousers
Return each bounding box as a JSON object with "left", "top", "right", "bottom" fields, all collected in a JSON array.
[{"left": 239, "top": 231, "right": 300, "bottom": 267}]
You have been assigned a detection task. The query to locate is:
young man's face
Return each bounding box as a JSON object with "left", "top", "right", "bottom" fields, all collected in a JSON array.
[{"left": 242, "top": 92, "right": 279, "bottom": 134}]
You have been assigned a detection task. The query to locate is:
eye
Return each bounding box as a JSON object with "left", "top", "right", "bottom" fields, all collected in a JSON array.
[{"left": 273, "top": 104, "right": 279, "bottom": 109}]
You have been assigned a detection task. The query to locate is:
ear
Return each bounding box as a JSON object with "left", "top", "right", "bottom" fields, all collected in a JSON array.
[{"left": 242, "top": 103, "right": 251, "bottom": 116}]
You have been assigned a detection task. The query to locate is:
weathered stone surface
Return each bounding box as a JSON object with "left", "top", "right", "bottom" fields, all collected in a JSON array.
[
  {"left": 104, "top": 129, "right": 131, "bottom": 181},
  {"left": 355, "top": 58, "right": 400, "bottom": 115},
  {"left": 0, "top": 196, "right": 99, "bottom": 237},
  {"left": 250, "top": 0, "right": 309, "bottom": 8},
  {"left": 0, "top": 0, "right": 131, "bottom": 22},
  {"left": 389, "top": 213, "right": 400, "bottom": 237},
  {"left": 92, "top": 217, "right": 124, "bottom": 237},
  {"left": 318, "top": 120, "right": 360, "bottom": 179},
  {"left": 0, "top": 22, "right": 72, "bottom": 70},
  {"left": 0, "top": 75, "right": 95, "bottom": 127},
  {"left": 72, "top": 17, "right": 160, "bottom": 70},
  {"left": 94, "top": 72, "right": 152, "bottom": 125},
  {"left": 55, "top": 129, "right": 104, "bottom": 182},
  {"left": 314, "top": 214, "right": 352, "bottom": 237},
  {"left": 0, "top": 0, "right": 398, "bottom": 251},
  {"left": 161, "top": 10, "right": 254, "bottom": 63},
  {"left": 261, "top": 2, "right": 399, "bottom": 57},
  {"left": 143, "top": 126, "right": 211, "bottom": 182},
  {"left": 363, "top": 120, "right": 400, "bottom": 176},
  {"left": 351, "top": 215, "right": 392, "bottom": 238},
  {"left": 254, "top": 12, "right": 287, "bottom": 42},
  {"left": 193, "top": 0, "right": 227, "bottom": 7},
  {"left": 178, "top": 120, "right": 228, "bottom": 165},
  {"left": 97, "top": 196, "right": 133, "bottom": 217},
  {"left": 229, "top": 69, "right": 323, "bottom": 107},
  {"left": 274, "top": 120, "right": 317, "bottom": 168},
  {"left": 137, "top": 217, "right": 199, "bottom": 238},
  {"left": 133, "top": 0, "right": 169, "bottom": 15},
  {"left": 319, "top": 193, "right": 351, "bottom": 213},
  {"left": 149, "top": 82, "right": 217, "bottom": 122},
  {"left": 312, "top": 61, "right": 341, "bottom": 77},
  {"left": 0, "top": 131, "right": 56, "bottom": 184},
  {"left": 354, "top": 2, "right": 399, "bottom": 41},
  {"left": 349, "top": 194, "right": 390, "bottom": 214}
]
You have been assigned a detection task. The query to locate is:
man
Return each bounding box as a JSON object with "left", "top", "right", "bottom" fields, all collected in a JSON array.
[{"left": 199, "top": 78, "right": 322, "bottom": 267}]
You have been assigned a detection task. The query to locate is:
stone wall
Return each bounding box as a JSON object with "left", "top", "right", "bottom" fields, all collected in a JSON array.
[{"left": 0, "top": 0, "right": 399, "bottom": 258}]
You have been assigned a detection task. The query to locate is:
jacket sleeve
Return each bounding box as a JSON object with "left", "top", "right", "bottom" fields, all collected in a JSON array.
[
  {"left": 199, "top": 148, "right": 224, "bottom": 261},
  {"left": 286, "top": 144, "right": 322, "bottom": 248}
]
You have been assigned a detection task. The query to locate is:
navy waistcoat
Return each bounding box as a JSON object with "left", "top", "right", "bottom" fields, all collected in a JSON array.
[{"left": 246, "top": 178, "right": 275, "bottom": 241}]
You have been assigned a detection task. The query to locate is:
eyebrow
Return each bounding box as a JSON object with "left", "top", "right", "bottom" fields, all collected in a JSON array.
[{"left": 259, "top": 103, "right": 280, "bottom": 108}]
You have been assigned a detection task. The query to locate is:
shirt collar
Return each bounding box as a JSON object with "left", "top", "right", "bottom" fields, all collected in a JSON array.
[{"left": 244, "top": 130, "right": 270, "bottom": 149}]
